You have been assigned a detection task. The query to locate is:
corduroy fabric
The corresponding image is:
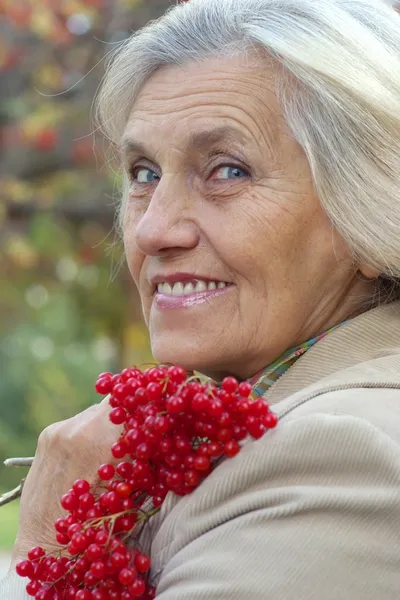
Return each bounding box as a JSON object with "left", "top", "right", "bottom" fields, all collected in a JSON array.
[{"left": 2, "top": 301, "right": 400, "bottom": 599}]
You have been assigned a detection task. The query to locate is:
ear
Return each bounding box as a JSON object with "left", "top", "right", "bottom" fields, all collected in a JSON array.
[{"left": 358, "top": 263, "right": 382, "bottom": 279}]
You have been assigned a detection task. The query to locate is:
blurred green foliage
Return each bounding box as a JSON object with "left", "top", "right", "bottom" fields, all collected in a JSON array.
[{"left": 0, "top": 0, "right": 171, "bottom": 522}]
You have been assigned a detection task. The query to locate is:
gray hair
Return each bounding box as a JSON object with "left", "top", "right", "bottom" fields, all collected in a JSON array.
[{"left": 95, "top": 0, "right": 400, "bottom": 301}]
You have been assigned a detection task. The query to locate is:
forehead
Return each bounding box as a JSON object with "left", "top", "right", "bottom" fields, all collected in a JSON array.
[{"left": 121, "top": 54, "right": 282, "bottom": 156}]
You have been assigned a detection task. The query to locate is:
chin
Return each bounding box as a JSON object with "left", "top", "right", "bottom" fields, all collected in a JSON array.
[{"left": 151, "top": 333, "right": 217, "bottom": 376}]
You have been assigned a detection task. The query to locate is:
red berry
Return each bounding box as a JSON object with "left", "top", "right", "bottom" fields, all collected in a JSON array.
[
  {"left": 73, "top": 479, "right": 91, "bottom": 496},
  {"left": 61, "top": 492, "right": 78, "bottom": 512},
  {"left": 134, "top": 552, "right": 150, "bottom": 573},
  {"left": 223, "top": 439, "right": 241, "bottom": 457},
  {"left": 105, "top": 491, "right": 122, "bottom": 513},
  {"left": 79, "top": 492, "right": 95, "bottom": 511},
  {"left": 65, "top": 586, "right": 78, "bottom": 600},
  {"left": 207, "top": 441, "right": 222, "bottom": 458},
  {"left": 167, "top": 365, "right": 187, "bottom": 383},
  {"left": 116, "top": 481, "right": 133, "bottom": 498},
  {"left": 217, "top": 427, "right": 233, "bottom": 443},
  {"left": 232, "top": 424, "right": 247, "bottom": 440},
  {"left": 34, "top": 588, "right": 51, "bottom": 600},
  {"left": 238, "top": 381, "right": 252, "bottom": 397},
  {"left": 135, "top": 442, "right": 152, "bottom": 460},
  {"left": 56, "top": 532, "right": 70, "bottom": 545},
  {"left": 67, "top": 523, "right": 82, "bottom": 538},
  {"left": 111, "top": 441, "right": 127, "bottom": 459},
  {"left": 85, "top": 543, "right": 103, "bottom": 562},
  {"left": 92, "top": 589, "right": 108, "bottom": 600},
  {"left": 129, "top": 576, "right": 146, "bottom": 597},
  {"left": 75, "top": 590, "right": 92, "bottom": 600},
  {"left": 166, "top": 471, "right": 183, "bottom": 489},
  {"left": 153, "top": 415, "right": 168, "bottom": 434},
  {"left": 191, "top": 393, "right": 208, "bottom": 412},
  {"left": 98, "top": 463, "right": 115, "bottom": 480},
  {"left": 54, "top": 518, "right": 67, "bottom": 533},
  {"left": 25, "top": 580, "right": 40, "bottom": 596},
  {"left": 118, "top": 567, "right": 136, "bottom": 586},
  {"left": 193, "top": 455, "right": 211, "bottom": 471},
  {"left": 28, "top": 547, "right": 46, "bottom": 562},
  {"left": 165, "top": 395, "right": 185, "bottom": 414},
  {"left": 111, "top": 551, "right": 128, "bottom": 569},
  {"left": 48, "top": 560, "right": 65, "bottom": 580},
  {"left": 95, "top": 376, "right": 113, "bottom": 395},
  {"left": 110, "top": 407, "right": 127, "bottom": 424},
  {"left": 71, "top": 534, "right": 87, "bottom": 554},
  {"left": 222, "top": 376, "right": 238, "bottom": 393},
  {"left": 113, "top": 383, "right": 129, "bottom": 401},
  {"left": 91, "top": 560, "right": 106, "bottom": 579},
  {"left": 16, "top": 560, "right": 34, "bottom": 578},
  {"left": 116, "top": 461, "right": 133, "bottom": 478},
  {"left": 146, "top": 381, "right": 162, "bottom": 401},
  {"left": 145, "top": 586, "right": 156, "bottom": 600},
  {"left": 263, "top": 412, "right": 278, "bottom": 428},
  {"left": 94, "top": 529, "right": 109, "bottom": 546}
]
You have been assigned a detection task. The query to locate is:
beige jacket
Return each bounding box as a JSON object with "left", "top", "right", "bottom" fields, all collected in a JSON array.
[{"left": 2, "top": 301, "right": 400, "bottom": 599}]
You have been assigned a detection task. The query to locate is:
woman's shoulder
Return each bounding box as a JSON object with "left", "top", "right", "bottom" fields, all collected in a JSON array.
[{"left": 274, "top": 350, "right": 400, "bottom": 445}]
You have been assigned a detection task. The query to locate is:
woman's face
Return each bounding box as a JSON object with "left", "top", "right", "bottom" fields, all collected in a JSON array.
[{"left": 122, "top": 54, "right": 372, "bottom": 380}]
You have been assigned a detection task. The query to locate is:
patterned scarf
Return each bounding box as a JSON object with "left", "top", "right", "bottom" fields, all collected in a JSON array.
[{"left": 249, "top": 320, "right": 351, "bottom": 399}]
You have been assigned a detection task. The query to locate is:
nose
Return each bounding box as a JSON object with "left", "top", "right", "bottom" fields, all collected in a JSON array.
[{"left": 134, "top": 175, "right": 200, "bottom": 257}]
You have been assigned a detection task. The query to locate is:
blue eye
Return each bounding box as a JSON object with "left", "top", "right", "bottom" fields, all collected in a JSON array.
[
  {"left": 212, "top": 166, "right": 248, "bottom": 180},
  {"left": 131, "top": 167, "right": 160, "bottom": 183}
]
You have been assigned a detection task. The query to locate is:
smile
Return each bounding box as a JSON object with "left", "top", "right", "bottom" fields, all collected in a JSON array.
[
  {"left": 156, "top": 280, "right": 228, "bottom": 296},
  {"left": 154, "top": 279, "right": 233, "bottom": 309}
]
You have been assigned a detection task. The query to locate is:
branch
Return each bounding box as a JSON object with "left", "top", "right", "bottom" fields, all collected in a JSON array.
[
  {"left": 4, "top": 457, "right": 34, "bottom": 468},
  {"left": 0, "top": 456, "right": 34, "bottom": 507},
  {"left": 0, "top": 481, "right": 25, "bottom": 507}
]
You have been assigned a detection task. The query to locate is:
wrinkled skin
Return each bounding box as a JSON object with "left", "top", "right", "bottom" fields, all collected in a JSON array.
[
  {"left": 122, "top": 54, "right": 378, "bottom": 381},
  {"left": 10, "top": 53, "right": 378, "bottom": 565}
]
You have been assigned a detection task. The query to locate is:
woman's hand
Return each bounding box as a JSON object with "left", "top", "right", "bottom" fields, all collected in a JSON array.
[{"left": 11, "top": 395, "right": 119, "bottom": 567}]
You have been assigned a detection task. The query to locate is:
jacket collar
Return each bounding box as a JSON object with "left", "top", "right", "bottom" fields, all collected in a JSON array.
[{"left": 265, "top": 300, "right": 400, "bottom": 406}]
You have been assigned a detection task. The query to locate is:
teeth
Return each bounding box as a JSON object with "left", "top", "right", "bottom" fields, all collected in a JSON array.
[
  {"left": 156, "top": 280, "right": 227, "bottom": 296},
  {"left": 172, "top": 282, "right": 184, "bottom": 296},
  {"left": 195, "top": 280, "right": 207, "bottom": 293},
  {"left": 184, "top": 282, "right": 195, "bottom": 295}
]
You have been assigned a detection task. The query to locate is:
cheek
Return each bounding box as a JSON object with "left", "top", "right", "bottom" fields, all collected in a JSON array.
[{"left": 123, "top": 227, "right": 142, "bottom": 288}]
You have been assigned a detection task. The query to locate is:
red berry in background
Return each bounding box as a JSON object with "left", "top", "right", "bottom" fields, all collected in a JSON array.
[
  {"left": 71, "top": 138, "right": 94, "bottom": 164},
  {"left": 33, "top": 127, "right": 58, "bottom": 151}
]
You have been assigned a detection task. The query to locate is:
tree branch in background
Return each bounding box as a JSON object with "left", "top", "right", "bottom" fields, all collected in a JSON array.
[{"left": 0, "top": 457, "right": 34, "bottom": 507}]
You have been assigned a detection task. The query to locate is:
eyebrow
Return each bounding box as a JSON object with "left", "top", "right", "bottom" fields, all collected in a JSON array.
[{"left": 120, "top": 125, "right": 248, "bottom": 157}]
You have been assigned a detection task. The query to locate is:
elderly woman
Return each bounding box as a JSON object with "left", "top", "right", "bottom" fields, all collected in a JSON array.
[{"left": 3, "top": 0, "right": 400, "bottom": 597}]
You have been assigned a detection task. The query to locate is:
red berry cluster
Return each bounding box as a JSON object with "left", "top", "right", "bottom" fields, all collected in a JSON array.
[{"left": 16, "top": 365, "right": 278, "bottom": 599}]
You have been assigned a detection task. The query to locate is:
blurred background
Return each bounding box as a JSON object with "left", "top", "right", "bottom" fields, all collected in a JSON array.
[{"left": 0, "top": 0, "right": 172, "bottom": 566}]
